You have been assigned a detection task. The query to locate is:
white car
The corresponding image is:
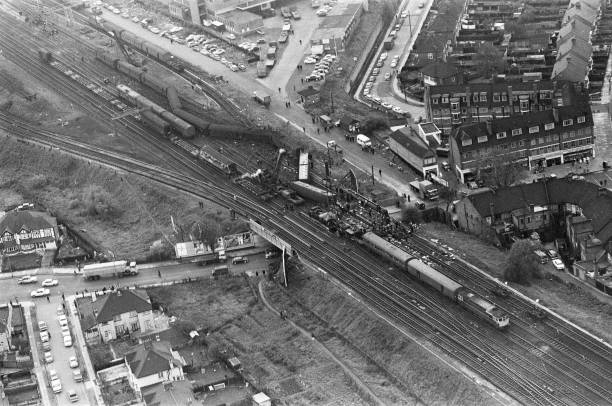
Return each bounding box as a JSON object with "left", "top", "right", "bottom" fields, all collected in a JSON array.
[
  {"left": 112, "top": 7, "right": 120, "bottom": 14},
  {"left": 58, "top": 315, "right": 68, "bottom": 327},
  {"left": 51, "top": 377, "right": 62, "bottom": 393},
  {"left": 41, "top": 279, "right": 58, "bottom": 287},
  {"left": 372, "top": 96, "right": 382, "bottom": 104},
  {"left": 44, "top": 351, "right": 54, "bottom": 364},
  {"left": 390, "top": 60, "right": 398, "bottom": 68},
  {"left": 380, "top": 52, "right": 388, "bottom": 60},
  {"left": 63, "top": 335, "right": 72, "bottom": 347},
  {"left": 392, "top": 106, "right": 405, "bottom": 114},
  {"left": 149, "top": 27, "right": 160, "bottom": 34},
  {"left": 131, "top": 16, "right": 140, "bottom": 23},
  {"left": 31, "top": 288, "right": 50, "bottom": 298},
  {"left": 304, "top": 57, "right": 317, "bottom": 64},
  {"left": 61, "top": 325, "right": 70, "bottom": 337},
  {"left": 225, "top": 33, "right": 236, "bottom": 40},
  {"left": 17, "top": 276, "right": 37, "bottom": 285},
  {"left": 381, "top": 102, "right": 393, "bottom": 110},
  {"left": 384, "top": 72, "right": 391, "bottom": 80},
  {"left": 552, "top": 259, "right": 565, "bottom": 271},
  {"left": 69, "top": 356, "right": 79, "bottom": 369},
  {"left": 38, "top": 321, "right": 48, "bottom": 331}
]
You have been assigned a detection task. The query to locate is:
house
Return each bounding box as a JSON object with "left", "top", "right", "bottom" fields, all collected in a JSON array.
[
  {"left": 424, "top": 81, "right": 580, "bottom": 136},
  {"left": 0, "top": 210, "right": 57, "bottom": 254},
  {"left": 125, "top": 340, "right": 185, "bottom": 395},
  {"left": 417, "top": 122, "right": 442, "bottom": 146},
  {"left": 253, "top": 392, "right": 272, "bottom": 406},
  {"left": 454, "top": 178, "right": 612, "bottom": 251},
  {"left": 420, "top": 62, "right": 461, "bottom": 86},
  {"left": 310, "top": 0, "right": 363, "bottom": 52},
  {"left": 298, "top": 86, "right": 321, "bottom": 105},
  {"left": 449, "top": 102, "right": 594, "bottom": 183},
  {"left": 387, "top": 127, "right": 439, "bottom": 178},
  {"left": 76, "top": 289, "right": 155, "bottom": 344},
  {"left": 339, "top": 115, "right": 360, "bottom": 133}
]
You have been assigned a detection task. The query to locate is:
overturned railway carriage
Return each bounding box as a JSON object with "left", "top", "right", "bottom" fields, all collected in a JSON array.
[
  {"left": 140, "top": 110, "right": 170, "bottom": 135},
  {"left": 291, "top": 181, "right": 335, "bottom": 203},
  {"left": 361, "top": 232, "right": 509, "bottom": 328},
  {"left": 116, "top": 84, "right": 195, "bottom": 138}
]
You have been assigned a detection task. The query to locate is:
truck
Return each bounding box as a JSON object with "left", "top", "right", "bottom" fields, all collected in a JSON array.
[
  {"left": 410, "top": 180, "right": 439, "bottom": 201},
  {"left": 384, "top": 38, "right": 395, "bottom": 50},
  {"left": 280, "top": 7, "right": 292, "bottom": 18},
  {"left": 253, "top": 93, "right": 271, "bottom": 106},
  {"left": 256, "top": 62, "right": 268, "bottom": 78},
  {"left": 266, "top": 46, "right": 277, "bottom": 58},
  {"left": 82, "top": 260, "right": 138, "bottom": 281}
]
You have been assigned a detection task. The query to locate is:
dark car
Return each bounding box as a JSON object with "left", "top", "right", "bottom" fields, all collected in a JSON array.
[{"left": 291, "top": 10, "right": 301, "bottom": 19}]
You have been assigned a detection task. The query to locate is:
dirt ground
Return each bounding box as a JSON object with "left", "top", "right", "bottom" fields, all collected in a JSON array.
[
  {"left": 146, "top": 277, "right": 424, "bottom": 405},
  {"left": 419, "top": 222, "right": 612, "bottom": 344},
  {"left": 0, "top": 135, "right": 242, "bottom": 260}
]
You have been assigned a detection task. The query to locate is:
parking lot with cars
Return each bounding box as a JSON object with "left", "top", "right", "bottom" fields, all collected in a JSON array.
[{"left": 29, "top": 278, "right": 88, "bottom": 404}]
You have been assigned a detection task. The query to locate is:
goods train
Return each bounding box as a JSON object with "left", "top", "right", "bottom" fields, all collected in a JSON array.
[
  {"left": 361, "top": 232, "right": 510, "bottom": 329},
  {"left": 116, "top": 84, "right": 196, "bottom": 138},
  {"left": 95, "top": 50, "right": 270, "bottom": 138}
]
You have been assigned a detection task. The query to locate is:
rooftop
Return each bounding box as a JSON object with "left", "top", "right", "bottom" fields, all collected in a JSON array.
[
  {"left": 0, "top": 211, "right": 53, "bottom": 235},
  {"left": 389, "top": 127, "right": 436, "bottom": 159},
  {"left": 218, "top": 9, "right": 261, "bottom": 25},
  {"left": 125, "top": 340, "right": 184, "bottom": 378},
  {"left": 297, "top": 86, "right": 320, "bottom": 97},
  {"left": 465, "top": 178, "right": 612, "bottom": 244},
  {"left": 77, "top": 289, "right": 151, "bottom": 330},
  {"left": 420, "top": 62, "right": 460, "bottom": 79}
]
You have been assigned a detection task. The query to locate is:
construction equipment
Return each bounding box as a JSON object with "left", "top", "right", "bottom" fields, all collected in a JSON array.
[{"left": 112, "top": 30, "right": 143, "bottom": 67}]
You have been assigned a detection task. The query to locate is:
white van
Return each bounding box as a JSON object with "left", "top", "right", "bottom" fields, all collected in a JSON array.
[{"left": 356, "top": 134, "right": 371, "bottom": 148}]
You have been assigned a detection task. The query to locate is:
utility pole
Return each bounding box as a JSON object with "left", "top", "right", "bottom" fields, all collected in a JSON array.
[
  {"left": 330, "top": 89, "right": 334, "bottom": 113},
  {"left": 371, "top": 165, "right": 375, "bottom": 185}
]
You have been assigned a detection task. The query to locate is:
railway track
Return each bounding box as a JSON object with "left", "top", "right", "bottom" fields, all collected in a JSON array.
[{"left": 3, "top": 7, "right": 612, "bottom": 405}]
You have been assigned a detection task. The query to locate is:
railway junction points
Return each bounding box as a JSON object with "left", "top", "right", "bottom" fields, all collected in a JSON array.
[{"left": 0, "top": 0, "right": 611, "bottom": 405}]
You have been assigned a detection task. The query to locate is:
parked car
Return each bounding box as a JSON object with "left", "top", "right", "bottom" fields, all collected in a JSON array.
[
  {"left": 63, "top": 335, "right": 72, "bottom": 347},
  {"left": 67, "top": 390, "right": 79, "bottom": 403},
  {"left": 41, "top": 279, "right": 58, "bottom": 287},
  {"left": 58, "top": 315, "right": 68, "bottom": 327},
  {"left": 40, "top": 331, "right": 49, "bottom": 343},
  {"left": 232, "top": 256, "right": 249, "bottom": 264},
  {"left": 31, "top": 288, "right": 50, "bottom": 298},
  {"left": 44, "top": 351, "right": 54, "bottom": 364},
  {"left": 38, "top": 321, "right": 48, "bottom": 331},
  {"left": 72, "top": 370, "right": 83, "bottom": 382},
  {"left": 384, "top": 72, "right": 391, "bottom": 80},
  {"left": 17, "top": 276, "right": 37, "bottom": 284},
  {"left": 69, "top": 356, "right": 79, "bottom": 369},
  {"left": 552, "top": 259, "right": 565, "bottom": 271}
]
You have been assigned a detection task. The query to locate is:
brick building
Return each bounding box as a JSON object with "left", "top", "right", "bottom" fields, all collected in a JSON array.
[{"left": 424, "top": 80, "right": 583, "bottom": 137}]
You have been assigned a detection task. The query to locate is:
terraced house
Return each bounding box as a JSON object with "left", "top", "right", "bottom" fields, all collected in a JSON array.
[
  {"left": 449, "top": 101, "right": 594, "bottom": 183},
  {"left": 0, "top": 210, "right": 57, "bottom": 254},
  {"left": 424, "top": 81, "right": 583, "bottom": 137}
]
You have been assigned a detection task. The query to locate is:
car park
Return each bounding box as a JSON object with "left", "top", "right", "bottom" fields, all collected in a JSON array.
[
  {"left": 41, "top": 279, "right": 58, "bottom": 287},
  {"left": 17, "top": 276, "right": 37, "bottom": 284},
  {"left": 31, "top": 288, "right": 50, "bottom": 298},
  {"left": 69, "top": 356, "right": 79, "bottom": 369},
  {"left": 44, "top": 351, "right": 54, "bottom": 364}
]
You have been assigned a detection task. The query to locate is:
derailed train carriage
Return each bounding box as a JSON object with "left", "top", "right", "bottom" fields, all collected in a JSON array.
[{"left": 361, "top": 232, "right": 510, "bottom": 329}]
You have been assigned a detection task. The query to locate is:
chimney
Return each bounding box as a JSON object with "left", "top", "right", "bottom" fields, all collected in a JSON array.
[
  {"left": 552, "top": 108, "right": 559, "bottom": 122},
  {"left": 485, "top": 120, "right": 493, "bottom": 135},
  {"left": 507, "top": 85, "right": 513, "bottom": 105}
]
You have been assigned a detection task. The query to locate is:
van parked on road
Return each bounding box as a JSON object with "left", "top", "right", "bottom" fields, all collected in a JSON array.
[
  {"left": 356, "top": 134, "right": 372, "bottom": 149},
  {"left": 232, "top": 256, "right": 249, "bottom": 264},
  {"left": 534, "top": 250, "right": 549, "bottom": 264}
]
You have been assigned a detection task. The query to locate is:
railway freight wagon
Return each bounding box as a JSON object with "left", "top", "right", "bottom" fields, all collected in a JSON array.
[
  {"left": 361, "top": 232, "right": 509, "bottom": 328},
  {"left": 116, "top": 84, "right": 195, "bottom": 138},
  {"left": 290, "top": 181, "right": 335, "bottom": 203}
]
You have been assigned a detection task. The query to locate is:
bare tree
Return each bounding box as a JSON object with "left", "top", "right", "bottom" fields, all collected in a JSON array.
[
  {"left": 472, "top": 42, "right": 506, "bottom": 79},
  {"left": 474, "top": 151, "right": 525, "bottom": 187}
]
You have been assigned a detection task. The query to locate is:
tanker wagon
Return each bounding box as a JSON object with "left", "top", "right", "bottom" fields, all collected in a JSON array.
[{"left": 82, "top": 260, "right": 138, "bottom": 281}]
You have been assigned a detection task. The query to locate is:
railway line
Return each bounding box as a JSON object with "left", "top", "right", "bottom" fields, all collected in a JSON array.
[{"left": 2, "top": 6, "right": 612, "bottom": 405}]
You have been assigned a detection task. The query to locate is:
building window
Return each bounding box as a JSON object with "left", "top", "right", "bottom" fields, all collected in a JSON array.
[
  {"left": 113, "top": 315, "right": 121, "bottom": 323},
  {"left": 493, "top": 94, "right": 500, "bottom": 102},
  {"left": 530, "top": 139, "right": 537, "bottom": 146},
  {"left": 563, "top": 119, "right": 573, "bottom": 126},
  {"left": 480, "top": 107, "right": 488, "bottom": 113},
  {"left": 442, "top": 96, "right": 449, "bottom": 103},
  {"left": 577, "top": 116, "right": 585, "bottom": 123},
  {"left": 501, "top": 93, "right": 508, "bottom": 101},
  {"left": 432, "top": 98, "right": 439, "bottom": 104},
  {"left": 545, "top": 122, "right": 554, "bottom": 131},
  {"left": 529, "top": 126, "right": 539, "bottom": 134},
  {"left": 510, "top": 142, "right": 516, "bottom": 149},
  {"left": 480, "top": 93, "right": 487, "bottom": 102},
  {"left": 477, "top": 135, "right": 488, "bottom": 143},
  {"left": 451, "top": 102, "right": 459, "bottom": 110},
  {"left": 496, "top": 132, "right": 506, "bottom": 139},
  {"left": 545, "top": 135, "right": 551, "bottom": 143},
  {"left": 461, "top": 96, "right": 467, "bottom": 102},
  {"left": 512, "top": 128, "right": 522, "bottom": 136},
  {"left": 462, "top": 138, "right": 472, "bottom": 146},
  {"left": 473, "top": 94, "right": 479, "bottom": 102}
]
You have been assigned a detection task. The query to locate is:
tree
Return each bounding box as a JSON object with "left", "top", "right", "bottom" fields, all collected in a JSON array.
[
  {"left": 438, "top": 186, "right": 457, "bottom": 213},
  {"left": 472, "top": 42, "right": 506, "bottom": 79},
  {"left": 475, "top": 151, "right": 525, "bottom": 188},
  {"left": 503, "top": 239, "right": 543, "bottom": 284},
  {"left": 401, "top": 205, "right": 423, "bottom": 224}
]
